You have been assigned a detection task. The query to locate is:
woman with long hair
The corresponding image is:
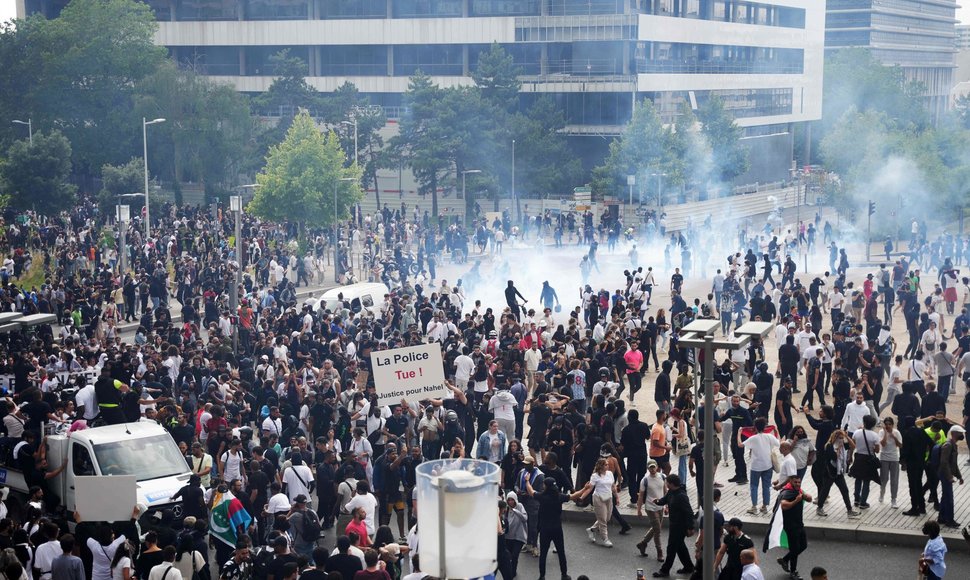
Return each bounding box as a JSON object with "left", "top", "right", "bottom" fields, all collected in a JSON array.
[
  {"left": 173, "top": 534, "right": 206, "bottom": 580},
  {"left": 576, "top": 457, "right": 618, "bottom": 547},
  {"left": 110, "top": 540, "right": 134, "bottom": 580}
]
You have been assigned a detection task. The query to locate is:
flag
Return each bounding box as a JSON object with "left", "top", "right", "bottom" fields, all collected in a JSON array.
[
  {"left": 209, "top": 490, "right": 253, "bottom": 548},
  {"left": 763, "top": 497, "right": 788, "bottom": 552}
]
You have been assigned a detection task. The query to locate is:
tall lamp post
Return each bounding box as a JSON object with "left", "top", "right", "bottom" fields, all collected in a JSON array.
[
  {"left": 333, "top": 177, "right": 355, "bottom": 282},
  {"left": 341, "top": 119, "right": 359, "bottom": 166},
  {"left": 11, "top": 119, "right": 32, "bottom": 145},
  {"left": 229, "top": 195, "right": 243, "bottom": 355},
  {"left": 461, "top": 169, "right": 481, "bottom": 201},
  {"left": 678, "top": 320, "right": 773, "bottom": 580},
  {"left": 142, "top": 117, "right": 166, "bottom": 240},
  {"left": 650, "top": 171, "right": 666, "bottom": 211},
  {"left": 116, "top": 205, "right": 130, "bottom": 277},
  {"left": 627, "top": 174, "right": 636, "bottom": 206},
  {"left": 511, "top": 139, "right": 516, "bottom": 223}
]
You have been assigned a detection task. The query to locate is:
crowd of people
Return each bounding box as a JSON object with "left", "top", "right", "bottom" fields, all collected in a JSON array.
[{"left": 0, "top": 198, "right": 964, "bottom": 580}]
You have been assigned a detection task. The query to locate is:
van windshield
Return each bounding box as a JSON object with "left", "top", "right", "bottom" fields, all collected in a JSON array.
[{"left": 93, "top": 435, "right": 188, "bottom": 480}]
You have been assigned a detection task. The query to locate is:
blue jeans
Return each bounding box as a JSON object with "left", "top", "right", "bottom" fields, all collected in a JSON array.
[
  {"left": 750, "top": 469, "right": 772, "bottom": 506},
  {"left": 677, "top": 454, "right": 688, "bottom": 483},
  {"left": 939, "top": 477, "right": 955, "bottom": 522},
  {"left": 854, "top": 476, "right": 871, "bottom": 505}
]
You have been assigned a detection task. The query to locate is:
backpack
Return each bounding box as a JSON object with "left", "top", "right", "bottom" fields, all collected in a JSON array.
[
  {"left": 301, "top": 508, "right": 323, "bottom": 539},
  {"left": 928, "top": 443, "right": 944, "bottom": 474}
]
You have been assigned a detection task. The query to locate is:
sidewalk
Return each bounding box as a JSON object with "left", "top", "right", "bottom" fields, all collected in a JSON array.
[
  {"left": 564, "top": 450, "right": 970, "bottom": 547},
  {"left": 115, "top": 281, "right": 340, "bottom": 333}
]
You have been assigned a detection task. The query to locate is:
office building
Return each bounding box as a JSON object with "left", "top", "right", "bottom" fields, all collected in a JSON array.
[
  {"left": 22, "top": 0, "right": 826, "bottom": 184},
  {"left": 826, "top": 0, "right": 959, "bottom": 120},
  {"left": 958, "top": 24, "right": 970, "bottom": 50}
]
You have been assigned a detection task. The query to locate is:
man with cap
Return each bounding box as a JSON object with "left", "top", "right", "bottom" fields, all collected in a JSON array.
[
  {"left": 636, "top": 459, "right": 666, "bottom": 561},
  {"left": 265, "top": 534, "right": 299, "bottom": 580},
  {"left": 515, "top": 454, "right": 544, "bottom": 557},
  {"left": 287, "top": 494, "right": 318, "bottom": 559},
  {"left": 937, "top": 425, "right": 965, "bottom": 527},
  {"left": 715, "top": 518, "right": 756, "bottom": 580}
]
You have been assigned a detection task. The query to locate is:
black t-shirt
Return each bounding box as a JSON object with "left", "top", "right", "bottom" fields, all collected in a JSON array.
[
  {"left": 21, "top": 400, "right": 51, "bottom": 431},
  {"left": 779, "top": 487, "right": 805, "bottom": 530},
  {"left": 723, "top": 532, "right": 755, "bottom": 572},
  {"left": 325, "top": 553, "right": 363, "bottom": 580},
  {"left": 267, "top": 552, "right": 299, "bottom": 580},
  {"left": 535, "top": 491, "right": 569, "bottom": 530},
  {"left": 309, "top": 403, "right": 333, "bottom": 438},
  {"left": 94, "top": 375, "right": 122, "bottom": 406},
  {"left": 386, "top": 415, "right": 409, "bottom": 440},
  {"left": 299, "top": 569, "right": 328, "bottom": 580}
]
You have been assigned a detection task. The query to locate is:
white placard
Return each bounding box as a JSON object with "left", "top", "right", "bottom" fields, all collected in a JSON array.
[
  {"left": 75, "top": 475, "right": 137, "bottom": 522},
  {"left": 370, "top": 343, "right": 447, "bottom": 405}
]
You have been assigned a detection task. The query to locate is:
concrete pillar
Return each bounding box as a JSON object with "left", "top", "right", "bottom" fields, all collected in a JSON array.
[
  {"left": 387, "top": 45, "right": 394, "bottom": 76},
  {"left": 239, "top": 47, "right": 246, "bottom": 76},
  {"left": 462, "top": 45, "right": 469, "bottom": 76}
]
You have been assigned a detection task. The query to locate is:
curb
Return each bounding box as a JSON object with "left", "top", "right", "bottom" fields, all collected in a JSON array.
[{"left": 560, "top": 506, "right": 964, "bottom": 548}]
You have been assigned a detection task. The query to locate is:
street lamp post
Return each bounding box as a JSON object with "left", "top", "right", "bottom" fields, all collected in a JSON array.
[
  {"left": 229, "top": 195, "right": 243, "bottom": 356},
  {"left": 679, "top": 321, "right": 772, "bottom": 580},
  {"left": 461, "top": 169, "right": 481, "bottom": 201},
  {"left": 142, "top": 117, "right": 166, "bottom": 240},
  {"left": 11, "top": 119, "right": 32, "bottom": 145},
  {"left": 333, "top": 177, "right": 355, "bottom": 282},
  {"left": 650, "top": 171, "right": 666, "bottom": 211},
  {"left": 116, "top": 205, "right": 130, "bottom": 277},
  {"left": 341, "top": 119, "right": 359, "bottom": 166},
  {"left": 627, "top": 174, "right": 636, "bottom": 206},
  {"left": 511, "top": 139, "right": 516, "bottom": 223}
]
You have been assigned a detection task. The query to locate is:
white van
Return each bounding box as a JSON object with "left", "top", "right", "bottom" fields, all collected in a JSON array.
[
  {"left": 304, "top": 282, "right": 387, "bottom": 317},
  {"left": 0, "top": 422, "right": 193, "bottom": 518}
]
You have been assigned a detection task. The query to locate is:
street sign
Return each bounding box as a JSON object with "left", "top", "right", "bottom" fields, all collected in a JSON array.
[{"left": 370, "top": 343, "right": 447, "bottom": 404}]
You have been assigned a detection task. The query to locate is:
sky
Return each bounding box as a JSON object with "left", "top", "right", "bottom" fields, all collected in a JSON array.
[{"left": 0, "top": 2, "right": 967, "bottom": 29}]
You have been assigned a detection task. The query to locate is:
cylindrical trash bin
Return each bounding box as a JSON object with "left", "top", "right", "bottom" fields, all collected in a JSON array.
[{"left": 416, "top": 458, "right": 500, "bottom": 579}]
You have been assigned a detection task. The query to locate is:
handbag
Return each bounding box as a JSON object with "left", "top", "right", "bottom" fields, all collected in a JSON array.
[{"left": 849, "top": 431, "right": 881, "bottom": 483}]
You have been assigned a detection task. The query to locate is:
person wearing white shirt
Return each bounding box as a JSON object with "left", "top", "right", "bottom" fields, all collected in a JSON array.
[
  {"left": 878, "top": 416, "right": 902, "bottom": 508},
  {"left": 773, "top": 441, "right": 798, "bottom": 490},
  {"left": 739, "top": 550, "right": 765, "bottom": 580},
  {"left": 147, "top": 550, "right": 183, "bottom": 580},
  {"left": 635, "top": 461, "right": 666, "bottom": 560},
  {"left": 842, "top": 392, "right": 870, "bottom": 433},
  {"left": 851, "top": 415, "right": 881, "bottom": 508},
  {"left": 34, "top": 530, "right": 62, "bottom": 580},
  {"left": 281, "top": 454, "right": 314, "bottom": 501},
  {"left": 742, "top": 419, "right": 780, "bottom": 514},
  {"left": 880, "top": 355, "right": 905, "bottom": 413},
  {"left": 262, "top": 407, "right": 284, "bottom": 438},
  {"left": 344, "top": 481, "right": 379, "bottom": 540}
]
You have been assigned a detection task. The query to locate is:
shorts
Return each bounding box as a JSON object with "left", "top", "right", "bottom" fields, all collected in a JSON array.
[
  {"left": 386, "top": 500, "right": 406, "bottom": 513},
  {"left": 651, "top": 453, "right": 670, "bottom": 468}
]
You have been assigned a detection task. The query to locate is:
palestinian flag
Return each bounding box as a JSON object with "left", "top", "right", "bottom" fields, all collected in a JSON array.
[
  {"left": 763, "top": 496, "right": 788, "bottom": 552},
  {"left": 210, "top": 490, "right": 253, "bottom": 548}
]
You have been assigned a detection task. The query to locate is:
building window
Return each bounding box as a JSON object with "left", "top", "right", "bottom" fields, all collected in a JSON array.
[
  {"left": 636, "top": 43, "right": 804, "bottom": 75},
  {"left": 393, "top": 0, "right": 464, "bottom": 18},
  {"left": 319, "top": 46, "right": 389, "bottom": 76},
  {"left": 320, "top": 0, "right": 388, "bottom": 18},
  {"left": 394, "top": 45, "right": 464, "bottom": 75},
  {"left": 245, "top": 47, "right": 310, "bottom": 76},
  {"left": 470, "top": 0, "right": 541, "bottom": 16},
  {"left": 545, "top": 0, "right": 626, "bottom": 15},
  {"left": 246, "top": 0, "right": 308, "bottom": 20},
  {"left": 177, "top": 0, "right": 238, "bottom": 21},
  {"left": 174, "top": 46, "right": 241, "bottom": 75}
]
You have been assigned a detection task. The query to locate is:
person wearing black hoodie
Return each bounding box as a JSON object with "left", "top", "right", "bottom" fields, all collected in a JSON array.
[
  {"left": 652, "top": 474, "right": 694, "bottom": 578},
  {"left": 655, "top": 361, "right": 673, "bottom": 414},
  {"left": 901, "top": 416, "right": 932, "bottom": 516}
]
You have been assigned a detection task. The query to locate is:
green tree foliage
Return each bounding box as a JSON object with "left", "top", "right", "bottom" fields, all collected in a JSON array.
[
  {"left": 135, "top": 62, "right": 253, "bottom": 202},
  {"left": 1, "top": 131, "right": 77, "bottom": 215},
  {"left": 510, "top": 97, "right": 582, "bottom": 198},
  {"left": 390, "top": 73, "right": 452, "bottom": 216},
  {"left": 696, "top": 96, "right": 749, "bottom": 184},
  {"left": 98, "top": 158, "right": 144, "bottom": 212},
  {"left": 249, "top": 110, "right": 361, "bottom": 233},
  {"left": 471, "top": 42, "right": 522, "bottom": 113},
  {"left": 3, "top": 0, "right": 167, "bottom": 178},
  {"left": 591, "top": 100, "right": 680, "bottom": 200}
]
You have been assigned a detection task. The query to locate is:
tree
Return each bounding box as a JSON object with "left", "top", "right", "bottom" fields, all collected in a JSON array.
[
  {"left": 696, "top": 96, "right": 749, "bottom": 186},
  {"left": 471, "top": 43, "right": 522, "bottom": 113},
  {"left": 1, "top": 131, "right": 77, "bottom": 215},
  {"left": 591, "top": 100, "right": 678, "bottom": 200},
  {"left": 390, "top": 73, "right": 452, "bottom": 216},
  {"left": 252, "top": 49, "right": 321, "bottom": 116},
  {"left": 99, "top": 158, "right": 144, "bottom": 213},
  {"left": 135, "top": 62, "right": 253, "bottom": 203},
  {"left": 509, "top": 97, "right": 582, "bottom": 198},
  {"left": 11, "top": 0, "right": 166, "bottom": 179},
  {"left": 249, "top": 110, "right": 361, "bottom": 235}
]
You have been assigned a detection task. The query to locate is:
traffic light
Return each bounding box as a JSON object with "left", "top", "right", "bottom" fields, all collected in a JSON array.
[{"left": 868, "top": 201, "right": 876, "bottom": 216}]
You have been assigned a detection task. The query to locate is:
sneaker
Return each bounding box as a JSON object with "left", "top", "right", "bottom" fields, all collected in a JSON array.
[
  {"left": 736, "top": 479, "right": 749, "bottom": 485},
  {"left": 847, "top": 509, "right": 861, "bottom": 518},
  {"left": 628, "top": 502, "right": 638, "bottom": 508},
  {"left": 760, "top": 505, "right": 768, "bottom": 514},
  {"left": 587, "top": 528, "right": 596, "bottom": 542},
  {"left": 879, "top": 493, "right": 884, "bottom": 503},
  {"left": 531, "top": 546, "right": 539, "bottom": 557},
  {"left": 601, "top": 540, "right": 614, "bottom": 548},
  {"left": 522, "top": 544, "right": 532, "bottom": 553},
  {"left": 619, "top": 526, "right": 632, "bottom": 535},
  {"left": 816, "top": 508, "right": 828, "bottom": 517},
  {"left": 860, "top": 503, "right": 871, "bottom": 509},
  {"left": 790, "top": 572, "right": 803, "bottom": 580},
  {"left": 747, "top": 506, "right": 759, "bottom": 515},
  {"left": 777, "top": 557, "right": 790, "bottom": 573},
  {"left": 891, "top": 501, "right": 899, "bottom": 509}
]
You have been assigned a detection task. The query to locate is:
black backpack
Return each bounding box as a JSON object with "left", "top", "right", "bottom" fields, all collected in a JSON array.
[{"left": 302, "top": 508, "right": 323, "bottom": 539}]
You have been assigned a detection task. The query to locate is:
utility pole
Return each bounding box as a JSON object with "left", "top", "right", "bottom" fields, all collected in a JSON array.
[{"left": 866, "top": 200, "right": 875, "bottom": 261}]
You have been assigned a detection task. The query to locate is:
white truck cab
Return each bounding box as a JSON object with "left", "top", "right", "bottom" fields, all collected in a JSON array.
[{"left": 0, "top": 422, "right": 192, "bottom": 518}]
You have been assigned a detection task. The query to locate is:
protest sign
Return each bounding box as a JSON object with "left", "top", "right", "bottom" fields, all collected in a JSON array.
[{"left": 370, "top": 343, "right": 447, "bottom": 404}]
